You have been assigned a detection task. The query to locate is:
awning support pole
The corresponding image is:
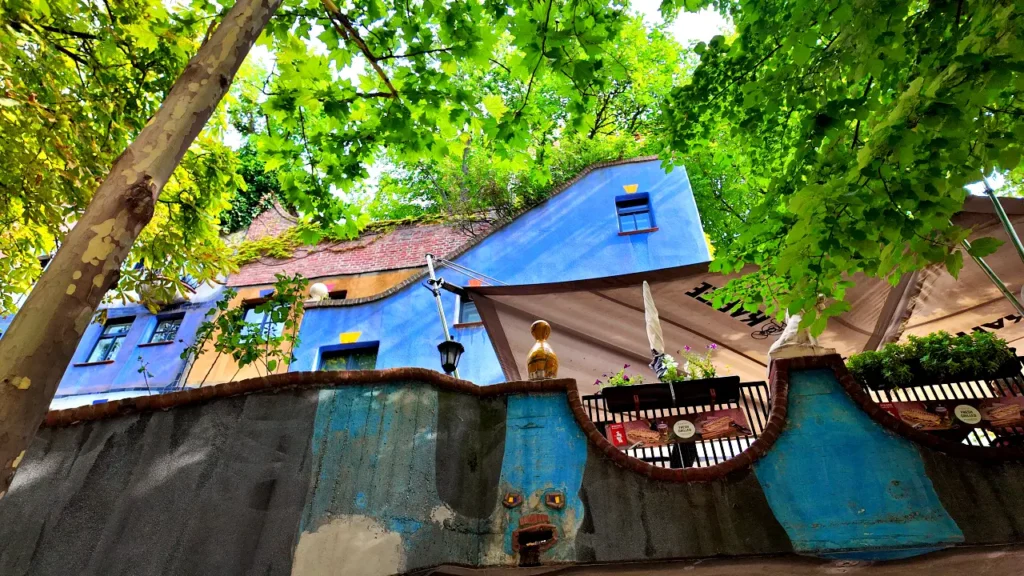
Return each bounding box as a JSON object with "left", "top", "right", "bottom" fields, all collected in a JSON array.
[
  {"left": 426, "top": 254, "right": 460, "bottom": 379},
  {"left": 961, "top": 238, "right": 1024, "bottom": 317},
  {"left": 983, "top": 175, "right": 1024, "bottom": 266}
]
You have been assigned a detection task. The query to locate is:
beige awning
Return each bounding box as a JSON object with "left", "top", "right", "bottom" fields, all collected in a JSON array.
[{"left": 469, "top": 196, "right": 1024, "bottom": 397}]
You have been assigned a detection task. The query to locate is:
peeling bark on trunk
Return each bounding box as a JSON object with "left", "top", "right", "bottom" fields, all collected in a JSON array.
[{"left": 0, "top": 0, "right": 283, "bottom": 498}]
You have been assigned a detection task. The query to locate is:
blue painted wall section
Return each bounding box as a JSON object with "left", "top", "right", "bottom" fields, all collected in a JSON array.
[
  {"left": 448, "top": 161, "right": 707, "bottom": 285},
  {"left": 1, "top": 289, "right": 222, "bottom": 406},
  {"left": 289, "top": 160, "right": 709, "bottom": 385},
  {"left": 485, "top": 392, "right": 588, "bottom": 565},
  {"left": 753, "top": 368, "right": 964, "bottom": 559}
]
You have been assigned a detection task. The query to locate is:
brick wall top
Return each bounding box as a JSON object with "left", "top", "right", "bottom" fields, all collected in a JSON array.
[
  {"left": 230, "top": 221, "right": 489, "bottom": 287},
  {"left": 244, "top": 202, "right": 297, "bottom": 242}
]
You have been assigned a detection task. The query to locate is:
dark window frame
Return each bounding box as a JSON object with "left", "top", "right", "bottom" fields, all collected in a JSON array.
[
  {"left": 148, "top": 313, "right": 184, "bottom": 344},
  {"left": 240, "top": 299, "right": 285, "bottom": 339},
  {"left": 615, "top": 193, "right": 657, "bottom": 234},
  {"left": 318, "top": 342, "right": 380, "bottom": 371},
  {"left": 86, "top": 317, "right": 135, "bottom": 363}
]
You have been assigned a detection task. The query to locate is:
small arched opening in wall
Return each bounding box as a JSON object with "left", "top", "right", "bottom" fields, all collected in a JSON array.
[
  {"left": 566, "top": 373, "right": 789, "bottom": 481},
  {"left": 835, "top": 356, "right": 1024, "bottom": 460}
]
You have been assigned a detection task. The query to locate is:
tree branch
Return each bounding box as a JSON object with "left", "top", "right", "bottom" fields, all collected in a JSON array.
[
  {"left": 489, "top": 59, "right": 511, "bottom": 74},
  {"left": 513, "top": 0, "right": 554, "bottom": 119},
  {"left": 321, "top": 0, "right": 399, "bottom": 99},
  {"left": 378, "top": 46, "right": 452, "bottom": 61}
]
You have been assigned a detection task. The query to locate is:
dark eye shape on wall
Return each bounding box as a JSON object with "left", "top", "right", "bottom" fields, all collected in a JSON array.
[
  {"left": 544, "top": 491, "right": 565, "bottom": 509},
  {"left": 502, "top": 492, "right": 523, "bottom": 508}
]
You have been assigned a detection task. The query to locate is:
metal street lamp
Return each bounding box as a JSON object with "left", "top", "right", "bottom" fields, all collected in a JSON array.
[{"left": 437, "top": 339, "right": 465, "bottom": 376}]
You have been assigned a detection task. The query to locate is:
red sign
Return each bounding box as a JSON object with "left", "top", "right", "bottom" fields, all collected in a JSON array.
[{"left": 605, "top": 408, "right": 752, "bottom": 449}]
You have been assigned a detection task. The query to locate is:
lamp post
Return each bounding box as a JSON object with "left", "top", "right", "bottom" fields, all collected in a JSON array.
[
  {"left": 437, "top": 339, "right": 465, "bottom": 376},
  {"left": 425, "top": 253, "right": 461, "bottom": 378}
]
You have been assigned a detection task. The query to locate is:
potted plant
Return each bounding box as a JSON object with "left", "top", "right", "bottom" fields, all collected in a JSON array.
[
  {"left": 847, "top": 331, "right": 1020, "bottom": 391},
  {"left": 600, "top": 345, "right": 742, "bottom": 412}
]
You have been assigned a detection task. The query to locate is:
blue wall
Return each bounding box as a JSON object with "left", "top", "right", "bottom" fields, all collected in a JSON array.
[
  {"left": 448, "top": 160, "right": 708, "bottom": 285},
  {"left": 291, "top": 160, "right": 709, "bottom": 383},
  {"left": 54, "top": 300, "right": 216, "bottom": 398},
  {"left": 1, "top": 291, "right": 221, "bottom": 405},
  {"left": 753, "top": 368, "right": 964, "bottom": 559}
]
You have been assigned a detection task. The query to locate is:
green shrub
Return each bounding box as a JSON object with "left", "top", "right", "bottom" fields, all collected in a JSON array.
[{"left": 846, "top": 331, "right": 1016, "bottom": 389}]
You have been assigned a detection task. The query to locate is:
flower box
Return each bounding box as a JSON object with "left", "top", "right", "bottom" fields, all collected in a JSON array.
[{"left": 601, "top": 375, "right": 742, "bottom": 412}]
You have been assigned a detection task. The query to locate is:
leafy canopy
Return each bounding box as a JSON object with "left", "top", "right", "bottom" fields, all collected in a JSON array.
[
  {"left": 661, "top": 0, "right": 1024, "bottom": 334},
  {"left": 245, "top": 0, "right": 631, "bottom": 239},
  {"left": 362, "top": 14, "right": 688, "bottom": 222},
  {"left": 0, "top": 0, "right": 242, "bottom": 313}
]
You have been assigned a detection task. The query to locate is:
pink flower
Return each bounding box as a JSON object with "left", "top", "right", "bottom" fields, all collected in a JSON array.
[
  {"left": 683, "top": 345, "right": 691, "bottom": 352},
  {"left": 594, "top": 379, "right": 601, "bottom": 385},
  {"left": 624, "top": 364, "right": 630, "bottom": 369},
  {"left": 708, "top": 343, "right": 718, "bottom": 350}
]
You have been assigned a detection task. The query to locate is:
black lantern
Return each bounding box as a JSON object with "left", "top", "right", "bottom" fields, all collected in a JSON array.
[{"left": 437, "top": 339, "right": 465, "bottom": 375}]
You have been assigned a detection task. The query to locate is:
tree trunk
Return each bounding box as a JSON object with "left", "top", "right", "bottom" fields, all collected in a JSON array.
[{"left": 0, "top": 0, "right": 283, "bottom": 498}]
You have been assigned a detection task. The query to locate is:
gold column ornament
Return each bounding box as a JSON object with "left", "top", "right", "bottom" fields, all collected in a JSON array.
[{"left": 527, "top": 320, "right": 558, "bottom": 380}]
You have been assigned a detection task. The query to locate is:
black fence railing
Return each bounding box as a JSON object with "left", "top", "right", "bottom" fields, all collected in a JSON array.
[
  {"left": 581, "top": 380, "right": 773, "bottom": 469},
  {"left": 860, "top": 357, "right": 1024, "bottom": 448}
]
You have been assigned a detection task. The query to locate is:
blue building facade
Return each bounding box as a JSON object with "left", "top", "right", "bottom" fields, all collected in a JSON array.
[
  {"left": 0, "top": 158, "right": 707, "bottom": 407},
  {"left": 0, "top": 285, "right": 223, "bottom": 409},
  {"left": 288, "top": 159, "right": 710, "bottom": 384}
]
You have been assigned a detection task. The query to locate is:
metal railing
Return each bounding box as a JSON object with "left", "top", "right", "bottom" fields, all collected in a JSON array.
[
  {"left": 861, "top": 358, "right": 1024, "bottom": 448},
  {"left": 581, "top": 381, "right": 773, "bottom": 469}
]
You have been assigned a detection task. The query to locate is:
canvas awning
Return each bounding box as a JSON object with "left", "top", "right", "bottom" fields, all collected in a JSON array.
[{"left": 469, "top": 196, "right": 1024, "bottom": 396}]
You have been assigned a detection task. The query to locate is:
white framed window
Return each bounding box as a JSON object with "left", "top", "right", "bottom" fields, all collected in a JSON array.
[{"left": 455, "top": 295, "right": 482, "bottom": 325}]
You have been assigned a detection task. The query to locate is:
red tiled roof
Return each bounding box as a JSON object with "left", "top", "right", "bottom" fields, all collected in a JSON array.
[{"left": 229, "top": 207, "right": 487, "bottom": 286}]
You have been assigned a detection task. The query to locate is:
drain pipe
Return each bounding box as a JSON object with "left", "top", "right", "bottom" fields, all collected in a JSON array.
[{"left": 426, "top": 254, "right": 460, "bottom": 379}]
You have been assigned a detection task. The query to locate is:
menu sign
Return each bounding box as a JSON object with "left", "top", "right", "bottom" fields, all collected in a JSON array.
[
  {"left": 880, "top": 397, "right": 1024, "bottom": 431},
  {"left": 605, "top": 408, "right": 752, "bottom": 449}
]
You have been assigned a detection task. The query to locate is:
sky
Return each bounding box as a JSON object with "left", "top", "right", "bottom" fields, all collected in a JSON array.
[{"left": 631, "top": 1, "right": 732, "bottom": 46}]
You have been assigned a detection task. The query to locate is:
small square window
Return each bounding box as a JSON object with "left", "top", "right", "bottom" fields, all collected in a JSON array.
[
  {"left": 616, "top": 193, "right": 655, "bottom": 233},
  {"left": 458, "top": 299, "right": 482, "bottom": 325},
  {"left": 87, "top": 317, "right": 134, "bottom": 362},
  {"left": 149, "top": 314, "right": 184, "bottom": 343},
  {"left": 320, "top": 344, "right": 379, "bottom": 371},
  {"left": 328, "top": 289, "right": 348, "bottom": 300}
]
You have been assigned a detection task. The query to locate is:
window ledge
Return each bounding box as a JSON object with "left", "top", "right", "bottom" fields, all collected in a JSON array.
[
  {"left": 73, "top": 360, "right": 115, "bottom": 367},
  {"left": 454, "top": 322, "right": 485, "bottom": 329},
  {"left": 137, "top": 340, "right": 175, "bottom": 348},
  {"left": 618, "top": 227, "right": 659, "bottom": 236}
]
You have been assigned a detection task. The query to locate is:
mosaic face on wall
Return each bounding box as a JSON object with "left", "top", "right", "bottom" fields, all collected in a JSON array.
[{"left": 483, "top": 393, "right": 588, "bottom": 566}]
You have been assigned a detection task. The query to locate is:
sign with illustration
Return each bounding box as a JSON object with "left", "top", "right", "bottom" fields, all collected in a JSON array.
[
  {"left": 880, "top": 397, "right": 1024, "bottom": 431},
  {"left": 605, "top": 408, "right": 752, "bottom": 449}
]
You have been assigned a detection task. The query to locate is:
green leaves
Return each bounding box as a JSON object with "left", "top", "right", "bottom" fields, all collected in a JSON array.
[
  {"left": 0, "top": 0, "right": 236, "bottom": 314},
  {"left": 966, "top": 236, "right": 1004, "bottom": 258},
  {"left": 663, "top": 0, "right": 1024, "bottom": 329},
  {"left": 482, "top": 94, "right": 508, "bottom": 121}
]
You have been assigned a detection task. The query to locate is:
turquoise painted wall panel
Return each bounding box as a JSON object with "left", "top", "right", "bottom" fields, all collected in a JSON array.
[
  {"left": 753, "top": 368, "right": 964, "bottom": 558},
  {"left": 295, "top": 383, "right": 486, "bottom": 575},
  {"left": 484, "top": 392, "right": 588, "bottom": 565}
]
